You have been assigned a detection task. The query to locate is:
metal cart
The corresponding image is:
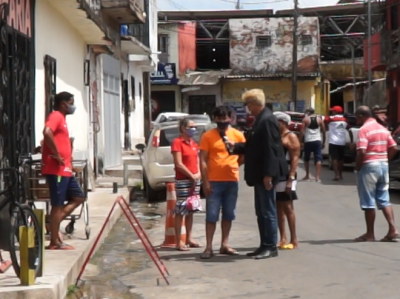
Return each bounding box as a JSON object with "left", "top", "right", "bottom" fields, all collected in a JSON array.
[{"left": 23, "top": 159, "right": 90, "bottom": 239}]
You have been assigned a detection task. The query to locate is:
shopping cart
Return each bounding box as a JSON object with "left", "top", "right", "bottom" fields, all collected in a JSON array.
[{"left": 22, "top": 159, "right": 91, "bottom": 239}]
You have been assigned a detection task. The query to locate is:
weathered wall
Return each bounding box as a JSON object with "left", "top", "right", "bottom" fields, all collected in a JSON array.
[
  {"left": 158, "top": 23, "right": 179, "bottom": 70},
  {"left": 178, "top": 22, "right": 196, "bottom": 75},
  {"left": 229, "top": 17, "right": 319, "bottom": 75},
  {"left": 222, "top": 79, "right": 319, "bottom": 112}
]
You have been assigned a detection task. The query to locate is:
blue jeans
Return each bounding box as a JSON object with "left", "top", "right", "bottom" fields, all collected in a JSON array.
[
  {"left": 357, "top": 162, "right": 390, "bottom": 210},
  {"left": 254, "top": 184, "right": 277, "bottom": 249},
  {"left": 206, "top": 181, "right": 238, "bottom": 223}
]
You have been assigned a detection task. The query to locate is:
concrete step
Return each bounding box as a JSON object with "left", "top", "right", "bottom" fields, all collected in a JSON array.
[{"left": 104, "top": 164, "right": 142, "bottom": 179}]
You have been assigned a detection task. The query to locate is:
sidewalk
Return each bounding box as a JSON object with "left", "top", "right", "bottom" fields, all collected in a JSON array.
[{"left": 0, "top": 188, "right": 129, "bottom": 299}]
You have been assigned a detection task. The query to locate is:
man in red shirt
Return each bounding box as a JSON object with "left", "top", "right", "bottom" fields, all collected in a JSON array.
[
  {"left": 42, "top": 92, "right": 85, "bottom": 250},
  {"left": 354, "top": 106, "right": 399, "bottom": 242}
]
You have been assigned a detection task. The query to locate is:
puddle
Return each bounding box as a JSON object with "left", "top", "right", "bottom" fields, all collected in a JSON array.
[{"left": 65, "top": 201, "right": 161, "bottom": 299}]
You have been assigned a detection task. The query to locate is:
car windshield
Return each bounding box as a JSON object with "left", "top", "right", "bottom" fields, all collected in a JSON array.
[{"left": 159, "top": 125, "right": 206, "bottom": 146}]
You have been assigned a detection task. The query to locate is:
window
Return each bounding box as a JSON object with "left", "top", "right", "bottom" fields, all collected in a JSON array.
[
  {"left": 256, "top": 35, "right": 272, "bottom": 48},
  {"left": 300, "top": 34, "right": 312, "bottom": 46},
  {"left": 158, "top": 34, "right": 168, "bottom": 53},
  {"left": 159, "top": 125, "right": 206, "bottom": 146}
]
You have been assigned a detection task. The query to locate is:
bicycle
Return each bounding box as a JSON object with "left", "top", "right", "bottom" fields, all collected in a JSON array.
[{"left": 0, "top": 163, "right": 43, "bottom": 279}]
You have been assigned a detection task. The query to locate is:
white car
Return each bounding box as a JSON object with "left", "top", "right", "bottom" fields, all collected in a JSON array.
[
  {"left": 136, "top": 115, "right": 214, "bottom": 201},
  {"left": 151, "top": 112, "right": 189, "bottom": 128}
]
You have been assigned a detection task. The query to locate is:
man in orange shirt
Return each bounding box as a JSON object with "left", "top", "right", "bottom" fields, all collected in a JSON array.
[{"left": 199, "top": 106, "right": 246, "bottom": 259}]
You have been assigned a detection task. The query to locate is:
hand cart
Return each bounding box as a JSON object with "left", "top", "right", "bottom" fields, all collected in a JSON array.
[{"left": 22, "top": 159, "right": 91, "bottom": 239}]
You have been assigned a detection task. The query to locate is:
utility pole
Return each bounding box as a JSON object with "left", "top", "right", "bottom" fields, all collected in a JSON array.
[
  {"left": 349, "top": 44, "right": 357, "bottom": 113},
  {"left": 367, "top": 0, "right": 372, "bottom": 106},
  {"left": 291, "top": 0, "right": 299, "bottom": 112},
  {"left": 235, "top": 0, "right": 241, "bottom": 9}
]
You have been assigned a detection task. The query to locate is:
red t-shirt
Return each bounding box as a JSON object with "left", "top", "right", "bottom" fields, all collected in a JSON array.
[
  {"left": 170, "top": 137, "right": 199, "bottom": 180},
  {"left": 41, "top": 111, "right": 72, "bottom": 177}
]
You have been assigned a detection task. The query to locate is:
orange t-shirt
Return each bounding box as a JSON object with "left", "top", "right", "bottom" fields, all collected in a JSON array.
[{"left": 199, "top": 127, "right": 246, "bottom": 182}]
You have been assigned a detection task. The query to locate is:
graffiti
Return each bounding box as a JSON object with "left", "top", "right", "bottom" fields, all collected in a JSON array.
[{"left": 0, "top": 0, "right": 31, "bottom": 37}]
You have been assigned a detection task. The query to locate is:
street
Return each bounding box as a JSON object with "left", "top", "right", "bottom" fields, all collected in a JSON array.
[{"left": 126, "top": 162, "right": 400, "bottom": 299}]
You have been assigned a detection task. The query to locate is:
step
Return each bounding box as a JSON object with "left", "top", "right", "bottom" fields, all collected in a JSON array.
[{"left": 104, "top": 164, "right": 142, "bottom": 179}]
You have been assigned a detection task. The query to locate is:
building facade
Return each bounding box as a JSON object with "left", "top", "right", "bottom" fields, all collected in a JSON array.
[
  {"left": 224, "top": 16, "right": 321, "bottom": 114},
  {"left": 366, "top": 0, "right": 400, "bottom": 125},
  {"left": 33, "top": 0, "right": 155, "bottom": 178}
]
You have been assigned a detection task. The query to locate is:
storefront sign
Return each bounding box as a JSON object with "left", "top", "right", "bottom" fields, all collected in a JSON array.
[
  {"left": 224, "top": 102, "right": 247, "bottom": 124},
  {"left": 150, "top": 63, "right": 177, "bottom": 85}
]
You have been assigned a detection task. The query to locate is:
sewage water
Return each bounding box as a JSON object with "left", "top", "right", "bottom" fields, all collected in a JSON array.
[{"left": 65, "top": 200, "right": 162, "bottom": 299}]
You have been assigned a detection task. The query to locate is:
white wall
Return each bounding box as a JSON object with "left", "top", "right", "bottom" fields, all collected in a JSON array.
[
  {"left": 148, "top": 0, "right": 158, "bottom": 65},
  {"left": 158, "top": 24, "right": 178, "bottom": 67},
  {"left": 35, "top": 0, "right": 88, "bottom": 153}
]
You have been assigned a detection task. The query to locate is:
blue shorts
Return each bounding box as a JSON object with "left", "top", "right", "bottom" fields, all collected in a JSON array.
[
  {"left": 206, "top": 181, "right": 238, "bottom": 223},
  {"left": 356, "top": 162, "right": 390, "bottom": 210},
  {"left": 46, "top": 175, "right": 85, "bottom": 207},
  {"left": 303, "top": 140, "right": 322, "bottom": 163}
]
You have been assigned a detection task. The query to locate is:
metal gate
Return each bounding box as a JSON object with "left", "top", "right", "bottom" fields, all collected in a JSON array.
[
  {"left": 0, "top": 3, "right": 33, "bottom": 170},
  {"left": 102, "top": 55, "right": 121, "bottom": 168}
]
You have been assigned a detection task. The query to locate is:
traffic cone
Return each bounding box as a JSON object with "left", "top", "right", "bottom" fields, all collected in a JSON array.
[{"left": 161, "top": 183, "right": 186, "bottom": 248}]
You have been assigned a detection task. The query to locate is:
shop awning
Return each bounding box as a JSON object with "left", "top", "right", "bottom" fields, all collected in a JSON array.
[
  {"left": 49, "top": 0, "right": 119, "bottom": 45},
  {"left": 178, "top": 70, "right": 232, "bottom": 85}
]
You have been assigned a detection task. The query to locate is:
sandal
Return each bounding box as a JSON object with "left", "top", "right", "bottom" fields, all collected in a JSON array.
[
  {"left": 200, "top": 250, "right": 213, "bottom": 259},
  {"left": 380, "top": 234, "right": 400, "bottom": 242},
  {"left": 175, "top": 246, "right": 190, "bottom": 251},
  {"left": 46, "top": 243, "right": 75, "bottom": 250},
  {"left": 279, "top": 244, "right": 294, "bottom": 250},
  {"left": 219, "top": 247, "right": 239, "bottom": 255},
  {"left": 187, "top": 242, "right": 202, "bottom": 248},
  {"left": 354, "top": 235, "right": 375, "bottom": 242}
]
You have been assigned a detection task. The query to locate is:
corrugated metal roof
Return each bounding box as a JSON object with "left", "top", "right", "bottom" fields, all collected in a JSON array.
[
  {"left": 178, "top": 70, "right": 232, "bottom": 85},
  {"left": 222, "top": 73, "right": 320, "bottom": 79}
]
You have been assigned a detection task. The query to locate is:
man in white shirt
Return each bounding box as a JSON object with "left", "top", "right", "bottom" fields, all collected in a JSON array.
[{"left": 326, "top": 106, "right": 347, "bottom": 181}]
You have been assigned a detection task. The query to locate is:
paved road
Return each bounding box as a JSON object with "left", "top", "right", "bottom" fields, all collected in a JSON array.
[{"left": 128, "top": 162, "right": 400, "bottom": 299}]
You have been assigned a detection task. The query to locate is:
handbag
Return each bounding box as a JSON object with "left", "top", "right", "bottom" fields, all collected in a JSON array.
[{"left": 185, "top": 187, "right": 202, "bottom": 211}]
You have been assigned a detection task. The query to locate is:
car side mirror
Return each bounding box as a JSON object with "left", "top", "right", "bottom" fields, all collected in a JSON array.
[{"left": 135, "top": 143, "right": 146, "bottom": 152}]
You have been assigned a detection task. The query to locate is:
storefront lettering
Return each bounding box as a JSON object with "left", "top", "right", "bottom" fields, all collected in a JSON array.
[{"left": 0, "top": 0, "right": 31, "bottom": 37}]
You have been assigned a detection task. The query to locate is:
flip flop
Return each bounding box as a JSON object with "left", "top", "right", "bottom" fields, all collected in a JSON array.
[
  {"left": 354, "top": 235, "right": 375, "bottom": 242},
  {"left": 176, "top": 246, "right": 190, "bottom": 251},
  {"left": 219, "top": 247, "right": 239, "bottom": 255},
  {"left": 187, "top": 242, "right": 202, "bottom": 248},
  {"left": 279, "top": 244, "right": 294, "bottom": 250},
  {"left": 46, "top": 243, "right": 75, "bottom": 250},
  {"left": 0, "top": 260, "right": 12, "bottom": 273},
  {"left": 380, "top": 234, "right": 400, "bottom": 242},
  {"left": 200, "top": 250, "right": 213, "bottom": 259}
]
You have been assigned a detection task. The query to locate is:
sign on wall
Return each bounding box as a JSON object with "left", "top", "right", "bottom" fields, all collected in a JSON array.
[
  {"left": 224, "top": 102, "right": 247, "bottom": 124},
  {"left": 150, "top": 63, "right": 177, "bottom": 85}
]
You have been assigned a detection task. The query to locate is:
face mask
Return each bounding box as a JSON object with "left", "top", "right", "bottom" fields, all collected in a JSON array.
[
  {"left": 185, "top": 128, "right": 196, "bottom": 137},
  {"left": 66, "top": 104, "right": 76, "bottom": 115},
  {"left": 216, "top": 121, "right": 230, "bottom": 130}
]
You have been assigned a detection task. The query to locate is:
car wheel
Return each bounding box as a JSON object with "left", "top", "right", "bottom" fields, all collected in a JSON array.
[
  {"left": 143, "top": 173, "right": 158, "bottom": 202},
  {"left": 328, "top": 155, "right": 333, "bottom": 170}
]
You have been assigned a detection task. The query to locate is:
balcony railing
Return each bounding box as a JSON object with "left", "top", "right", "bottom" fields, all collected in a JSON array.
[{"left": 127, "top": 24, "right": 149, "bottom": 48}]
